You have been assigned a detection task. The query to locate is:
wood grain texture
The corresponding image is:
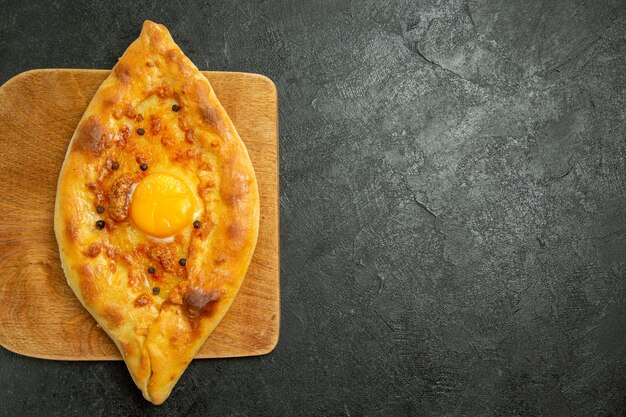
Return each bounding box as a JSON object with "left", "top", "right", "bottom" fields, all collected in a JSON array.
[{"left": 0, "top": 69, "right": 279, "bottom": 361}]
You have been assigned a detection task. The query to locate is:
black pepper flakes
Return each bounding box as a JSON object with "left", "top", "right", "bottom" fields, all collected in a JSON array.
[
  {"left": 136, "top": 128, "right": 145, "bottom": 135},
  {"left": 147, "top": 266, "right": 156, "bottom": 274},
  {"left": 172, "top": 104, "right": 180, "bottom": 112},
  {"left": 96, "top": 205, "right": 105, "bottom": 214},
  {"left": 193, "top": 220, "right": 201, "bottom": 229},
  {"left": 111, "top": 161, "right": 120, "bottom": 170},
  {"left": 179, "top": 258, "right": 187, "bottom": 266},
  {"left": 152, "top": 287, "right": 160, "bottom": 295},
  {"left": 139, "top": 163, "right": 148, "bottom": 171},
  {"left": 95, "top": 220, "right": 106, "bottom": 230}
]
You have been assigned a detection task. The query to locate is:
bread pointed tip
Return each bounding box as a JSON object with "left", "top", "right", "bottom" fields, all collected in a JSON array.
[{"left": 141, "top": 20, "right": 169, "bottom": 35}]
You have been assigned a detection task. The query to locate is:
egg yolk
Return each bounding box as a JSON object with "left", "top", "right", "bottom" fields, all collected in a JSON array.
[{"left": 130, "top": 173, "right": 196, "bottom": 238}]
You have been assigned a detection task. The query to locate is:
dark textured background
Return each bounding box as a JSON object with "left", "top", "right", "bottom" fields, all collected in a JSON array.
[{"left": 1, "top": 0, "right": 625, "bottom": 416}]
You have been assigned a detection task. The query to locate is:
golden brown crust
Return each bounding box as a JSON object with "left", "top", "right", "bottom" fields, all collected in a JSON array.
[
  {"left": 71, "top": 116, "right": 111, "bottom": 155},
  {"left": 54, "top": 21, "right": 259, "bottom": 404}
]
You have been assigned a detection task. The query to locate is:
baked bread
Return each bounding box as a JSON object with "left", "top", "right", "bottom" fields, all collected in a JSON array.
[{"left": 54, "top": 21, "right": 259, "bottom": 404}]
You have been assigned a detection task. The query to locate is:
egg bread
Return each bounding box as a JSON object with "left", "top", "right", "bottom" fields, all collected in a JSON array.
[{"left": 54, "top": 21, "right": 260, "bottom": 404}]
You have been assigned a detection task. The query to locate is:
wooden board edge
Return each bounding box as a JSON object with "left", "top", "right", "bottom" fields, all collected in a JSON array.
[{"left": 1, "top": 69, "right": 279, "bottom": 90}]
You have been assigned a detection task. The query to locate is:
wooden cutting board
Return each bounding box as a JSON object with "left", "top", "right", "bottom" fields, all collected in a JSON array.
[{"left": 0, "top": 69, "right": 279, "bottom": 360}]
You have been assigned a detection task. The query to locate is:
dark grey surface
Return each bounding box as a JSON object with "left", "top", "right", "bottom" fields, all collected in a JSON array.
[{"left": 1, "top": 0, "right": 625, "bottom": 416}]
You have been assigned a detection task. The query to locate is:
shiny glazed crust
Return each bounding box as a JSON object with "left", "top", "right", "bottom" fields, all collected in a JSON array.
[{"left": 54, "top": 21, "right": 259, "bottom": 404}]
